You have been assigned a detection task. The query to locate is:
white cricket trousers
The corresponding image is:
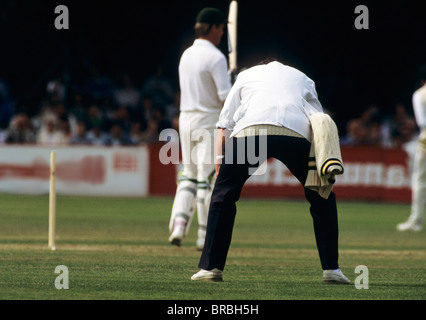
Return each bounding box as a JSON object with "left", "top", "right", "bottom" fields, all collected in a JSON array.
[
  {"left": 410, "top": 130, "right": 426, "bottom": 226},
  {"left": 169, "top": 111, "right": 219, "bottom": 236}
]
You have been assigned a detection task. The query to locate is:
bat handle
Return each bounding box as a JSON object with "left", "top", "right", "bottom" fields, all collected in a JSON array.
[{"left": 229, "top": 69, "right": 237, "bottom": 84}]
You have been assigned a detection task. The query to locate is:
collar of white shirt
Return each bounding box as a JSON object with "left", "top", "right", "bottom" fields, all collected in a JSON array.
[{"left": 193, "top": 38, "right": 216, "bottom": 49}]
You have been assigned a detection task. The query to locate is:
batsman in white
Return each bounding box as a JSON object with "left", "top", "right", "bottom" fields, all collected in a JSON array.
[
  {"left": 397, "top": 65, "right": 426, "bottom": 232},
  {"left": 168, "top": 7, "right": 232, "bottom": 249}
]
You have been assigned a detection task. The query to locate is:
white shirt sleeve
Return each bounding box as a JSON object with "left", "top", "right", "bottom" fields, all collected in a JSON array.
[
  {"left": 211, "top": 56, "right": 232, "bottom": 102},
  {"left": 216, "top": 78, "right": 241, "bottom": 130}
]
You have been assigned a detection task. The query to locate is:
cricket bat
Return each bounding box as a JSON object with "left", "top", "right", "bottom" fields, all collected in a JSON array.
[{"left": 227, "top": 0, "right": 238, "bottom": 83}]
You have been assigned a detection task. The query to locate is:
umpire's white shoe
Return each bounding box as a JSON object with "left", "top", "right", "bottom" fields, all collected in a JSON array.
[
  {"left": 191, "top": 268, "right": 223, "bottom": 282},
  {"left": 169, "top": 225, "right": 185, "bottom": 247},
  {"left": 323, "top": 269, "right": 350, "bottom": 284}
]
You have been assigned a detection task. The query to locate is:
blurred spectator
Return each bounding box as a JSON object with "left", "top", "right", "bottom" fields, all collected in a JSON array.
[
  {"left": 113, "top": 74, "right": 141, "bottom": 109},
  {"left": 340, "top": 118, "right": 370, "bottom": 146},
  {"left": 358, "top": 105, "right": 387, "bottom": 146},
  {"left": 5, "top": 113, "right": 36, "bottom": 144},
  {"left": 129, "top": 121, "right": 144, "bottom": 145},
  {"left": 31, "top": 99, "right": 55, "bottom": 132},
  {"left": 68, "top": 93, "right": 87, "bottom": 123},
  {"left": 69, "top": 121, "right": 91, "bottom": 145},
  {"left": 389, "top": 104, "right": 418, "bottom": 147},
  {"left": 86, "top": 104, "right": 105, "bottom": 131},
  {"left": 140, "top": 94, "right": 153, "bottom": 130},
  {"left": 104, "top": 124, "right": 131, "bottom": 146},
  {"left": 358, "top": 105, "right": 376, "bottom": 126},
  {"left": 112, "top": 105, "right": 132, "bottom": 134},
  {"left": 368, "top": 121, "right": 384, "bottom": 146},
  {"left": 391, "top": 118, "right": 417, "bottom": 148},
  {"left": 165, "top": 91, "right": 180, "bottom": 123},
  {"left": 53, "top": 103, "right": 67, "bottom": 120},
  {"left": 140, "top": 119, "right": 159, "bottom": 144},
  {"left": 87, "top": 125, "right": 108, "bottom": 145},
  {"left": 141, "top": 65, "right": 175, "bottom": 107},
  {"left": 46, "top": 76, "right": 66, "bottom": 105},
  {"left": 54, "top": 104, "right": 73, "bottom": 142},
  {"left": 36, "top": 115, "right": 68, "bottom": 146},
  {"left": 393, "top": 104, "right": 411, "bottom": 122},
  {"left": 151, "top": 105, "right": 171, "bottom": 133},
  {"left": 165, "top": 115, "right": 180, "bottom": 144},
  {"left": 171, "top": 114, "right": 179, "bottom": 132}
]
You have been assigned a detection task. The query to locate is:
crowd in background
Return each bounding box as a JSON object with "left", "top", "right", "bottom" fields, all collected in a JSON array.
[
  {"left": 0, "top": 66, "right": 180, "bottom": 147},
  {"left": 0, "top": 67, "right": 420, "bottom": 148},
  {"left": 339, "top": 104, "right": 418, "bottom": 148}
]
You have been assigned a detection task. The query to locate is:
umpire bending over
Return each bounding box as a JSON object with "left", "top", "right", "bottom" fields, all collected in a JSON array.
[{"left": 191, "top": 60, "right": 350, "bottom": 284}]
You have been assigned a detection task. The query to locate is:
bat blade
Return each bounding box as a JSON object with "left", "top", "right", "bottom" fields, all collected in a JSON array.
[{"left": 227, "top": 0, "right": 238, "bottom": 79}]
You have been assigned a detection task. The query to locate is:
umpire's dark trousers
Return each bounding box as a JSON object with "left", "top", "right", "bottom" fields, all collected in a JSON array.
[{"left": 198, "top": 135, "right": 339, "bottom": 271}]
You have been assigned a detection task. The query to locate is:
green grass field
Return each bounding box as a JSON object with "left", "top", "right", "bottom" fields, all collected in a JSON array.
[{"left": 0, "top": 194, "right": 425, "bottom": 300}]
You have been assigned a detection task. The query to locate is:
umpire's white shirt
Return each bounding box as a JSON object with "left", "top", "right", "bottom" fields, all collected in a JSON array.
[
  {"left": 179, "top": 39, "right": 231, "bottom": 114},
  {"left": 217, "top": 61, "right": 323, "bottom": 141}
]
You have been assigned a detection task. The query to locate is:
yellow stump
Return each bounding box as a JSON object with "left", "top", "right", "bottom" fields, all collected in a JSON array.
[{"left": 48, "top": 150, "right": 56, "bottom": 251}]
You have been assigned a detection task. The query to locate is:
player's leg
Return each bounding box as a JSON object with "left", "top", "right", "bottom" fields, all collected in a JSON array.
[
  {"left": 413, "top": 149, "right": 426, "bottom": 228},
  {"left": 169, "top": 170, "right": 197, "bottom": 246},
  {"left": 268, "top": 135, "right": 340, "bottom": 271},
  {"left": 398, "top": 141, "right": 426, "bottom": 231},
  {"left": 197, "top": 137, "right": 253, "bottom": 271},
  {"left": 195, "top": 178, "right": 215, "bottom": 250},
  {"left": 304, "top": 189, "right": 339, "bottom": 270},
  {"left": 194, "top": 127, "right": 216, "bottom": 250},
  {"left": 169, "top": 113, "right": 197, "bottom": 246},
  {"left": 269, "top": 134, "right": 348, "bottom": 283}
]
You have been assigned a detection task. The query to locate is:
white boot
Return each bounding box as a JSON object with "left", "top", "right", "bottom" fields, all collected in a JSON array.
[
  {"left": 397, "top": 220, "right": 423, "bottom": 232},
  {"left": 191, "top": 268, "right": 223, "bottom": 281},
  {"left": 323, "top": 269, "right": 350, "bottom": 284},
  {"left": 169, "top": 219, "right": 187, "bottom": 247}
]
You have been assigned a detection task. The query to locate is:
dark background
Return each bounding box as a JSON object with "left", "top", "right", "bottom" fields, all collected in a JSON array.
[{"left": 1, "top": 0, "right": 425, "bottom": 128}]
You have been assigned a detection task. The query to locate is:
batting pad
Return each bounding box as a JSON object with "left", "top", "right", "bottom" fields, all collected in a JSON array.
[{"left": 169, "top": 179, "right": 197, "bottom": 235}]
